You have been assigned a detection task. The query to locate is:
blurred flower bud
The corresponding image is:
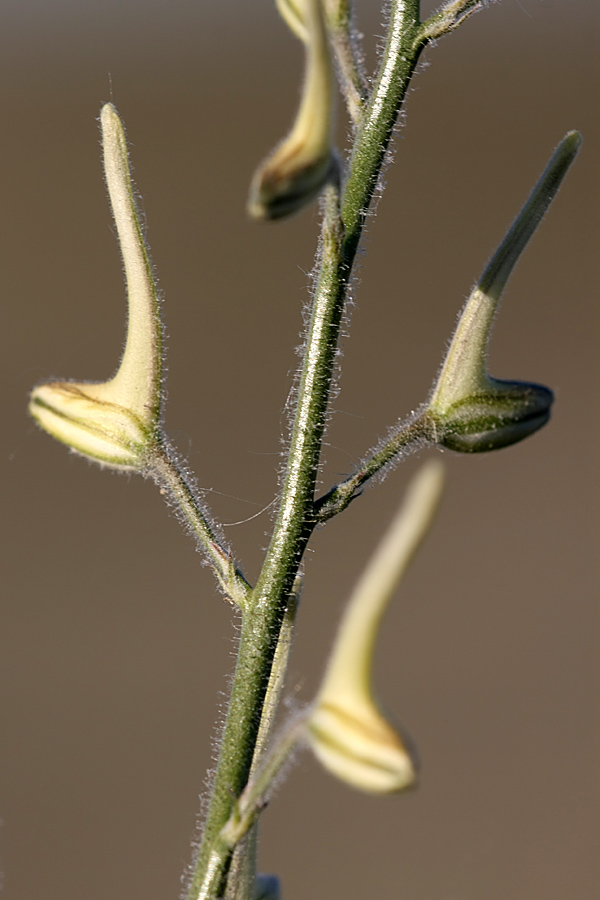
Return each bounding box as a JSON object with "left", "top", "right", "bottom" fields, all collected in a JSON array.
[
  {"left": 29, "top": 103, "right": 163, "bottom": 471},
  {"left": 308, "top": 696, "right": 416, "bottom": 794},
  {"left": 254, "top": 874, "right": 280, "bottom": 900},
  {"left": 307, "top": 462, "right": 445, "bottom": 793},
  {"left": 248, "top": 0, "right": 335, "bottom": 219},
  {"left": 277, "top": 0, "right": 347, "bottom": 38},
  {"left": 275, "top": 0, "right": 309, "bottom": 41},
  {"left": 427, "top": 131, "right": 581, "bottom": 453}
]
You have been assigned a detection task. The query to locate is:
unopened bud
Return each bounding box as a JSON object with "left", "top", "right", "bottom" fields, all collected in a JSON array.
[
  {"left": 254, "top": 874, "right": 280, "bottom": 900},
  {"left": 432, "top": 379, "right": 553, "bottom": 453},
  {"left": 29, "top": 381, "right": 156, "bottom": 470},
  {"left": 308, "top": 697, "right": 416, "bottom": 794},
  {"left": 428, "top": 131, "right": 580, "bottom": 453},
  {"left": 248, "top": 0, "right": 334, "bottom": 219},
  {"left": 306, "top": 463, "right": 444, "bottom": 793},
  {"left": 29, "top": 103, "right": 163, "bottom": 471}
]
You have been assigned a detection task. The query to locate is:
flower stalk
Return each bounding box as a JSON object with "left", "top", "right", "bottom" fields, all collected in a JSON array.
[
  {"left": 27, "top": 2, "right": 582, "bottom": 899},
  {"left": 29, "top": 103, "right": 249, "bottom": 605},
  {"left": 188, "top": 2, "right": 486, "bottom": 893}
]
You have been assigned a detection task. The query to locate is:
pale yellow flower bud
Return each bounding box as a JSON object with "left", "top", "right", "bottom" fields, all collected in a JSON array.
[
  {"left": 30, "top": 381, "right": 155, "bottom": 470},
  {"left": 29, "top": 103, "right": 163, "bottom": 471},
  {"left": 307, "top": 462, "right": 445, "bottom": 793},
  {"left": 248, "top": 0, "right": 334, "bottom": 219}
]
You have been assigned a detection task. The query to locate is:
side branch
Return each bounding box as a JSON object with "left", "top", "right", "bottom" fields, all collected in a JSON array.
[
  {"left": 315, "top": 411, "right": 434, "bottom": 521},
  {"left": 325, "top": 0, "right": 368, "bottom": 126},
  {"left": 151, "top": 445, "right": 251, "bottom": 607},
  {"left": 418, "top": 0, "right": 484, "bottom": 44}
]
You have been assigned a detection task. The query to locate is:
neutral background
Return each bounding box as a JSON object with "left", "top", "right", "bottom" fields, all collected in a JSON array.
[{"left": 1, "top": 2, "right": 598, "bottom": 899}]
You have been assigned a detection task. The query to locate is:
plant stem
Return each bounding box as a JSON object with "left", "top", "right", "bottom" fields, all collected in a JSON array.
[
  {"left": 340, "top": 0, "right": 422, "bottom": 256},
  {"left": 220, "top": 710, "right": 309, "bottom": 850},
  {"left": 187, "top": 2, "right": 484, "bottom": 894},
  {"left": 187, "top": 184, "right": 346, "bottom": 899}
]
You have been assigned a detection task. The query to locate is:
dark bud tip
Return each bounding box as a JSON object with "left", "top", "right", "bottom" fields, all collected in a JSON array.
[{"left": 435, "top": 380, "right": 554, "bottom": 453}]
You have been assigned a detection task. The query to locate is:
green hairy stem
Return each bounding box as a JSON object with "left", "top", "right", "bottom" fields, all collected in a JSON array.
[{"left": 188, "top": 3, "right": 501, "bottom": 896}]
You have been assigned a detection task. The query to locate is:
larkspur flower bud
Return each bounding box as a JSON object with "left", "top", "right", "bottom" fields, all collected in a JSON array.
[
  {"left": 29, "top": 103, "right": 163, "bottom": 471},
  {"left": 428, "top": 131, "right": 581, "bottom": 453},
  {"left": 308, "top": 698, "right": 416, "bottom": 794},
  {"left": 29, "top": 381, "right": 156, "bottom": 470},
  {"left": 307, "top": 462, "right": 445, "bottom": 793},
  {"left": 434, "top": 379, "right": 553, "bottom": 453},
  {"left": 248, "top": 0, "right": 334, "bottom": 219},
  {"left": 254, "top": 874, "right": 280, "bottom": 900}
]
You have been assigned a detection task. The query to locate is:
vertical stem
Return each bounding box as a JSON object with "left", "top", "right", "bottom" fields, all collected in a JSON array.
[
  {"left": 188, "top": 4, "right": 426, "bottom": 896},
  {"left": 341, "top": 0, "right": 422, "bottom": 256},
  {"left": 188, "top": 185, "right": 346, "bottom": 899}
]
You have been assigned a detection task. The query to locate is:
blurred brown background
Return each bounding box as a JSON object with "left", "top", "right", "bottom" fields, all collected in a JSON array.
[{"left": 1, "top": 1, "right": 598, "bottom": 898}]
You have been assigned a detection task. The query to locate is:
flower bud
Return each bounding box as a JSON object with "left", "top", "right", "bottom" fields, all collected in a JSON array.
[
  {"left": 248, "top": 0, "right": 334, "bottom": 219},
  {"left": 254, "top": 874, "right": 280, "bottom": 900},
  {"left": 428, "top": 131, "right": 580, "bottom": 453},
  {"left": 306, "top": 462, "right": 445, "bottom": 793},
  {"left": 29, "top": 103, "right": 163, "bottom": 471},
  {"left": 308, "top": 698, "right": 416, "bottom": 795},
  {"left": 29, "top": 381, "right": 156, "bottom": 470},
  {"left": 433, "top": 379, "right": 553, "bottom": 453}
]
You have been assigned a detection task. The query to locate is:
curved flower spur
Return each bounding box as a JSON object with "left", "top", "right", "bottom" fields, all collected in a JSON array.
[
  {"left": 29, "top": 104, "right": 163, "bottom": 471},
  {"left": 24, "top": 3, "right": 585, "bottom": 897}
]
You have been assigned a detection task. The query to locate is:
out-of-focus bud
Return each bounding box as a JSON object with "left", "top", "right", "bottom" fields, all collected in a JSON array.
[
  {"left": 306, "top": 462, "right": 445, "bottom": 793},
  {"left": 427, "top": 131, "right": 581, "bottom": 453},
  {"left": 308, "top": 694, "right": 416, "bottom": 795},
  {"left": 248, "top": 0, "right": 334, "bottom": 220},
  {"left": 29, "top": 103, "right": 163, "bottom": 471},
  {"left": 277, "top": 0, "right": 347, "bottom": 37},
  {"left": 275, "top": 0, "right": 309, "bottom": 41},
  {"left": 254, "top": 874, "right": 280, "bottom": 900}
]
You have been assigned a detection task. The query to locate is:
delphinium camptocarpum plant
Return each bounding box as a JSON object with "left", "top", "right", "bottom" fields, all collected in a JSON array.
[{"left": 29, "top": 2, "right": 581, "bottom": 898}]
